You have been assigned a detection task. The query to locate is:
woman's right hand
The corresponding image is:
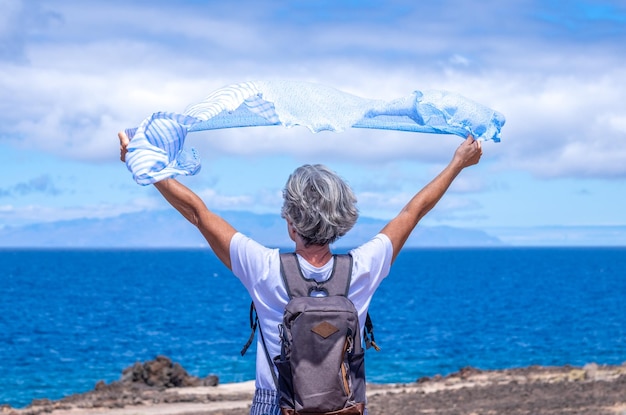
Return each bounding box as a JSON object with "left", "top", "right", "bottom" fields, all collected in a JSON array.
[{"left": 118, "top": 131, "right": 129, "bottom": 162}]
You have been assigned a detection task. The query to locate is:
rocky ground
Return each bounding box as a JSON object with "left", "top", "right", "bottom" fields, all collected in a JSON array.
[
  {"left": 4, "top": 356, "right": 626, "bottom": 415},
  {"left": 366, "top": 364, "right": 626, "bottom": 415}
]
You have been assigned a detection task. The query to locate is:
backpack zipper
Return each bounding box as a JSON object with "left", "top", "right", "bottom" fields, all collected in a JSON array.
[{"left": 341, "top": 333, "right": 354, "bottom": 395}]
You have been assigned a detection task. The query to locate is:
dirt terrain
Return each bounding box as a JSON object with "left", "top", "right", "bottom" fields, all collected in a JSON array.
[{"left": 5, "top": 357, "right": 626, "bottom": 415}]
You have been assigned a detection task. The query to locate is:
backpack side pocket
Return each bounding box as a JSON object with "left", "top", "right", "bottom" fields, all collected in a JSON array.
[{"left": 274, "top": 355, "right": 295, "bottom": 409}]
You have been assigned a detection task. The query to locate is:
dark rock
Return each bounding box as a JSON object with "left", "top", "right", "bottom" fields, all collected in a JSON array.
[
  {"left": 143, "top": 355, "right": 172, "bottom": 387},
  {"left": 202, "top": 375, "right": 219, "bottom": 386},
  {"left": 28, "top": 399, "right": 51, "bottom": 407},
  {"left": 456, "top": 366, "right": 483, "bottom": 379},
  {"left": 117, "top": 355, "right": 218, "bottom": 389},
  {"left": 416, "top": 376, "right": 430, "bottom": 384},
  {"left": 121, "top": 362, "right": 144, "bottom": 384}
]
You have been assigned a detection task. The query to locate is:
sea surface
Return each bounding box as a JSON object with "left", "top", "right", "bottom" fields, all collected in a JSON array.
[{"left": 1, "top": 247, "right": 625, "bottom": 408}]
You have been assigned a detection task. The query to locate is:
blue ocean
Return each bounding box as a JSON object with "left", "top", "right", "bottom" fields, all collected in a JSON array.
[{"left": 1, "top": 248, "right": 625, "bottom": 408}]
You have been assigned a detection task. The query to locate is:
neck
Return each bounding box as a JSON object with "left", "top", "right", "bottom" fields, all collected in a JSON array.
[{"left": 295, "top": 243, "right": 332, "bottom": 267}]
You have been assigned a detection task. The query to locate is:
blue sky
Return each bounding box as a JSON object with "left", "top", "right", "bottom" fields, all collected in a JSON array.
[{"left": 1, "top": 0, "right": 625, "bottom": 245}]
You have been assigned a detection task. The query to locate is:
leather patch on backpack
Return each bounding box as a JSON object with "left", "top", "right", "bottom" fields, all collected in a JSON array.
[{"left": 311, "top": 321, "right": 339, "bottom": 338}]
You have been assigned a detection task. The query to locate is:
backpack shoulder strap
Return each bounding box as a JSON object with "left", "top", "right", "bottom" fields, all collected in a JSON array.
[{"left": 280, "top": 252, "right": 353, "bottom": 298}]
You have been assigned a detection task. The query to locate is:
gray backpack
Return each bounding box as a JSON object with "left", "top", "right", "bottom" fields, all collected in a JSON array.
[
  {"left": 275, "top": 253, "right": 372, "bottom": 415},
  {"left": 241, "top": 253, "right": 379, "bottom": 415}
]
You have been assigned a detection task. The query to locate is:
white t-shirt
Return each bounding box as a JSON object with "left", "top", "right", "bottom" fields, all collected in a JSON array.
[{"left": 229, "top": 232, "right": 394, "bottom": 390}]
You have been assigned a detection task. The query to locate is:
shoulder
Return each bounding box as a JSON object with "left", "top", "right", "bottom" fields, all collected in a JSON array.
[
  {"left": 343, "top": 234, "right": 393, "bottom": 309},
  {"left": 229, "top": 232, "right": 280, "bottom": 278},
  {"left": 350, "top": 233, "right": 393, "bottom": 263},
  {"left": 348, "top": 233, "right": 393, "bottom": 280}
]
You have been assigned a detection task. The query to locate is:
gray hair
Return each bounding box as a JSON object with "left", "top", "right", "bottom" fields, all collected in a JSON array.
[{"left": 281, "top": 164, "right": 358, "bottom": 246}]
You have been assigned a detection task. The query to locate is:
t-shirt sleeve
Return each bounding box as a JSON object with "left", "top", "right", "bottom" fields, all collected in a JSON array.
[
  {"left": 348, "top": 233, "right": 393, "bottom": 298},
  {"left": 229, "top": 232, "right": 277, "bottom": 293}
]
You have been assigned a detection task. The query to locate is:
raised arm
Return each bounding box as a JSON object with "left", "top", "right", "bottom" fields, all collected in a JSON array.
[
  {"left": 381, "top": 135, "right": 483, "bottom": 262},
  {"left": 119, "top": 132, "right": 237, "bottom": 269}
]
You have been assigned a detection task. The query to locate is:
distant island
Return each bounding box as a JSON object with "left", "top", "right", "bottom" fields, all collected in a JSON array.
[
  {"left": 1, "top": 208, "right": 624, "bottom": 248},
  {"left": 0, "top": 209, "right": 502, "bottom": 248}
]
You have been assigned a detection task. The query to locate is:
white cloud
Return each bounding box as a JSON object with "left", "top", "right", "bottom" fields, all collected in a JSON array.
[
  {"left": 355, "top": 188, "right": 486, "bottom": 223},
  {"left": 0, "top": 197, "right": 156, "bottom": 227},
  {"left": 485, "top": 67, "right": 626, "bottom": 178},
  {"left": 2, "top": 0, "right": 626, "bottom": 233},
  {"left": 9, "top": 9, "right": 622, "bottom": 178},
  {"left": 197, "top": 188, "right": 255, "bottom": 211}
]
